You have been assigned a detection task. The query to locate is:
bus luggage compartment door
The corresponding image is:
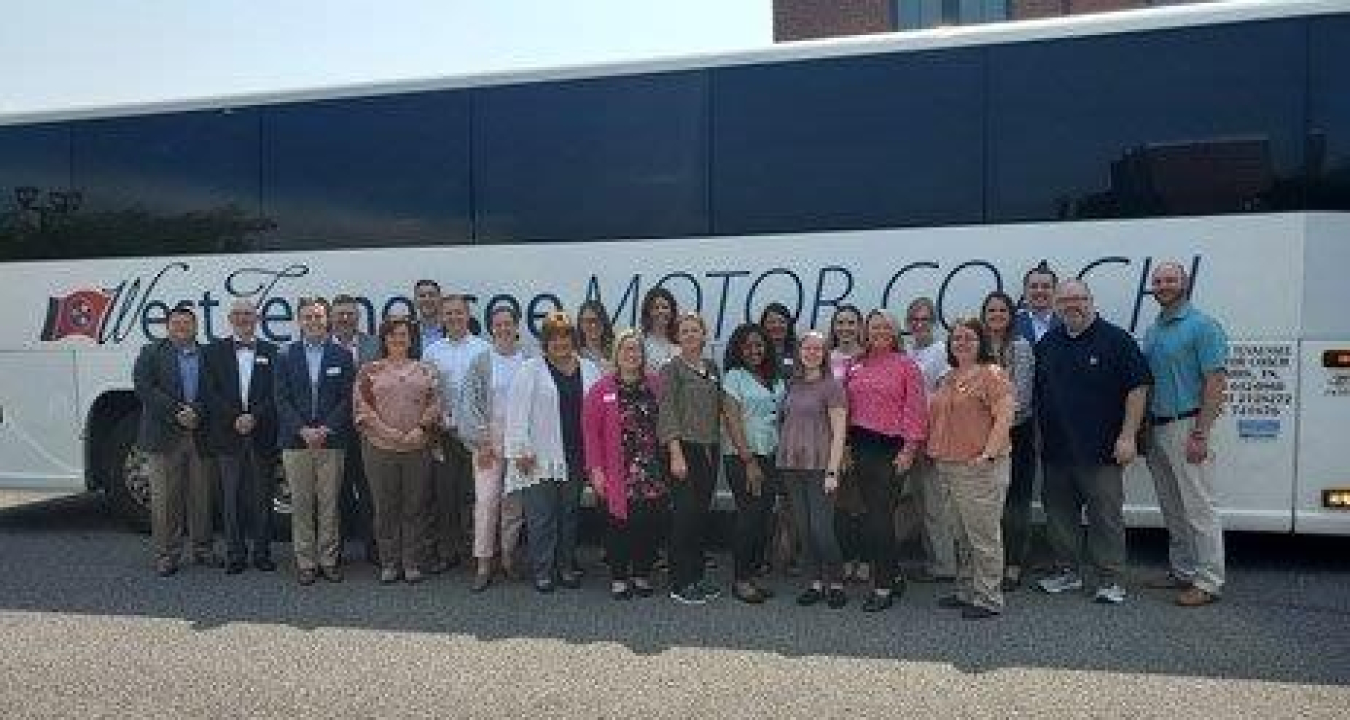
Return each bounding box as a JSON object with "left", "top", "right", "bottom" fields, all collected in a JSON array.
[
  {"left": 0, "top": 351, "right": 81, "bottom": 490},
  {"left": 1293, "top": 341, "right": 1350, "bottom": 534}
]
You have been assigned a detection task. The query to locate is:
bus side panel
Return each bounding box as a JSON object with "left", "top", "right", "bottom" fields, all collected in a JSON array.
[
  {"left": 0, "top": 350, "right": 82, "bottom": 489},
  {"left": 1294, "top": 214, "right": 1350, "bottom": 534}
]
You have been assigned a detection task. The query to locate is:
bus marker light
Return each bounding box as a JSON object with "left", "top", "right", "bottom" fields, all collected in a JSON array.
[
  {"left": 1324, "top": 490, "right": 1350, "bottom": 509},
  {"left": 1323, "top": 350, "right": 1350, "bottom": 369}
]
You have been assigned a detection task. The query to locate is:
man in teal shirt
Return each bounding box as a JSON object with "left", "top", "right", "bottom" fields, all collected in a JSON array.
[{"left": 1143, "top": 261, "right": 1229, "bottom": 607}]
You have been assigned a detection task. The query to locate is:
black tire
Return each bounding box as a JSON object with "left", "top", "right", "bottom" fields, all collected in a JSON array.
[{"left": 104, "top": 410, "right": 151, "bottom": 532}]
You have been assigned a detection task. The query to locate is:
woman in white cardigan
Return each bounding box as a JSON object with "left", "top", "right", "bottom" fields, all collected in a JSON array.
[{"left": 505, "top": 311, "right": 601, "bottom": 592}]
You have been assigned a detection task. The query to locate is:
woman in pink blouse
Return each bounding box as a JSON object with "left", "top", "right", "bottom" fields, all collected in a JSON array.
[
  {"left": 353, "top": 317, "right": 443, "bottom": 585},
  {"left": 843, "top": 309, "right": 928, "bottom": 612}
]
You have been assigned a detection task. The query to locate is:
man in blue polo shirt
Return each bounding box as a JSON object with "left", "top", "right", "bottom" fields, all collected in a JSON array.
[
  {"left": 1143, "top": 261, "right": 1229, "bottom": 607},
  {"left": 1035, "top": 279, "right": 1151, "bottom": 604}
]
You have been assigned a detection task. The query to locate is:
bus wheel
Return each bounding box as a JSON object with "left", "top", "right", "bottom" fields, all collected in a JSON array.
[{"left": 105, "top": 411, "right": 151, "bottom": 531}]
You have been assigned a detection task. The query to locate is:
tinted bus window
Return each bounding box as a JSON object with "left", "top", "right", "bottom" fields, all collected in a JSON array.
[
  {"left": 474, "top": 71, "right": 709, "bottom": 243},
  {"left": 711, "top": 49, "right": 984, "bottom": 235},
  {"left": 262, "top": 91, "right": 472, "bottom": 249},
  {"left": 0, "top": 124, "right": 71, "bottom": 261},
  {"left": 988, "top": 20, "right": 1307, "bottom": 221},
  {"left": 1308, "top": 16, "right": 1350, "bottom": 211},
  {"left": 71, "top": 109, "right": 263, "bottom": 258}
]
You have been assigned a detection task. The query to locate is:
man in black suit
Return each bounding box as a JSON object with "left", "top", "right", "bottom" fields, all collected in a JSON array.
[
  {"left": 203, "top": 299, "right": 280, "bottom": 574},
  {"left": 275, "top": 297, "right": 355, "bottom": 585},
  {"left": 132, "top": 305, "right": 217, "bottom": 576}
]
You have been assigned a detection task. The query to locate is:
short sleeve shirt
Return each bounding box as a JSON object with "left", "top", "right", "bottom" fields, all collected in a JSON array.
[
  {"left": 1143, "top": 303, "right": 1229, "bottom": 418},
  {"left": 721, "top": 368, "right": 785, "bottom": 457},
  {"left": 927, "top": 364, "right": 1012, "bottom": 463},
  {"left": 1035, "top": 318, "right": 1152, "bottom": 466},
  {"left": 776, "top": 375, "right": 846, "bottom": 470}
]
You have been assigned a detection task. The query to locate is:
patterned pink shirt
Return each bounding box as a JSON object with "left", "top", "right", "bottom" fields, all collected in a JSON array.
[{"left": 843, "top": 350, "right": 928, "bottom": 446}]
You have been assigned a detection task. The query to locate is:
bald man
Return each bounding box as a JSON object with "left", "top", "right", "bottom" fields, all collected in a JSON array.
[
  {"left": 1143, "top": 261, "right": 1229, "bottom": 607},
  {"left": 202, "top": 299, "right": 281, "bottom": 574}
]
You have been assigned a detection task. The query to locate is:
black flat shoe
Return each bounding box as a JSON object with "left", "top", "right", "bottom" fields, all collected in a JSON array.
[
  {"left": 826, "top": 587, "right": 848, "bottom": 609},
  {"left": 632, "top": 580, "right": 655, "bottom": 598},
  {"left": 253, "top": 557, "right": 277, "bottom": 572},
  {"left": 225, "top": 561, "right": 246, "bottom": 575},
  {"left": 861, "top": 591, "right": 893, "bottom": 612},
  {"left": 559, "top": 573, "right": 582, "bottom": 590},
  {"left": 534, "top": 579, "right": 556, "bottom": 593},
  {"left": 797, "top": 587, "right": 825, "bottom": 606},
  {"left": 961, "top": 605, "right": 1000, "bottom": 620},
  {"left": 937, "top": 595, "right": 969, "bottom": 609},
  {"left": 611, "top": 582, "right": 633, "bottom": 600}
]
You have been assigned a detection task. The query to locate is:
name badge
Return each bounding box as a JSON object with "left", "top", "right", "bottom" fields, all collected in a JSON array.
[
  {"left": 602, "top": 392, "right": 618, "bottom": 403},
  {"left": 1089, "top": 356, "right": 1099, "bottom": 366},
  {"left": 254, "top": 356, "right": 270, "bottom": 366},
  {"left": 325, "top": 366, "right": 342, "bottom": 376}
]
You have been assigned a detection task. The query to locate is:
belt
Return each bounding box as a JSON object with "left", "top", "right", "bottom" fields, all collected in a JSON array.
[{"left": 1151, "top": 408, "right": 1199, "bottom": 426}]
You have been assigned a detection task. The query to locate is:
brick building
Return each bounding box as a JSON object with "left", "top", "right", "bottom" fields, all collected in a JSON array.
[{"left": 774, "top": 0, "right": 1208, "bottom": 40}]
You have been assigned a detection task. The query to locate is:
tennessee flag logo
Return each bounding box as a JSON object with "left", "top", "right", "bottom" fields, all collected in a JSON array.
[{"left": 40, "top": 289, "right": 113, "bottom": 342}]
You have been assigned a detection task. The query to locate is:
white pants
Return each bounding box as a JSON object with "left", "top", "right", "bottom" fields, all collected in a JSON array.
[{"left": 1147, "top": 421, "right": 1225, "bottom": 594}]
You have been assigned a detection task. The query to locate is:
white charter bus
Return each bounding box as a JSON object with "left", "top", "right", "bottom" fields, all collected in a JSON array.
[{"left": 1, "top": 0, "right": 1347, "bottom": 532}]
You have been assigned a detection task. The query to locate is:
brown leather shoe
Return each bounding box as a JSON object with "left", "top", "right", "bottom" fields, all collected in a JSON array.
[
  {"left": 1146, "top": 574, "right": 1193, "bottom": 590},
  {"left": 1176, "top": 587, "right": 1219, "bottom": 607}
]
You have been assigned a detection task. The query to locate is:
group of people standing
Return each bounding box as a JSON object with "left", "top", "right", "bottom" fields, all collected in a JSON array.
[{"left": 133, "top": 258, "right": 1230, "bottom": 618}]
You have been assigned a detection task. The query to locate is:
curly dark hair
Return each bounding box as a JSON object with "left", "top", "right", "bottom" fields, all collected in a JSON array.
[
  {"left": 639, "top": 287, "right": 678, "bottom": 341},
  {"left": 723, "top": 322, "right": 779, "bottom": 384}
]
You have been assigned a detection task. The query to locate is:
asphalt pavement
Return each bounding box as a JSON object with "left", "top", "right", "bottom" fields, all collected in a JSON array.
[{"left": 0, "top": 494, "right": 1346, "bottom": 718}]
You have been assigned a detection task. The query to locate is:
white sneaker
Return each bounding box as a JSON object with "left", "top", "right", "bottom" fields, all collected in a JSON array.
[
  {"left": 1093, "top": 584, "right": 1127, "bottom": 604},
  {"left": 1037, "top": 570, "right": 1084, "bottom": 594}
]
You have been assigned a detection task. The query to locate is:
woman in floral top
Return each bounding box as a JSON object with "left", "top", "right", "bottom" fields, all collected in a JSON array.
[{"left": 583, "top": 329, "right": 667, "bottom": 599}]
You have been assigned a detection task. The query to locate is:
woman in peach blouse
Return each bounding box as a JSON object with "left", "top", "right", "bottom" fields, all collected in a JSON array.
[
  {"left": 354, "top": 317, "right": 443, "bottom": 585},
  {"left": 926, "top": 318, "right": 1014, "bottom": 620}
]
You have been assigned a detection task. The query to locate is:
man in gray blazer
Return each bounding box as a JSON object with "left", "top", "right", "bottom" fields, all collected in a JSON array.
[{"left": 133, "top": 305, "right": 218, "bottom": 576}]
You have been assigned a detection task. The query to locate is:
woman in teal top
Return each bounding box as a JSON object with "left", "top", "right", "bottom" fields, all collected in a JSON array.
[{"left": 721, "top": 323, "right": 786, "bottom": 604}]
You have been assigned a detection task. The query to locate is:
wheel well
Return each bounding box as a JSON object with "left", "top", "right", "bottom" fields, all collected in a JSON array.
[{"left": 85, "top": 391, "right": 139, "bottom": 493}]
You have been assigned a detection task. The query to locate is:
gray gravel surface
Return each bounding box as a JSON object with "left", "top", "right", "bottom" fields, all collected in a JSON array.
[{"left": 0, "top": 495, "right": 1346, "bottom": 718}]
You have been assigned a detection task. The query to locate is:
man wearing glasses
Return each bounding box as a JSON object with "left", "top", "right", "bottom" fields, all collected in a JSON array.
[
  {"left": 202, "top": 299, "right": 281, "bottom": 574},
  {"left": 1034, "top": 280, "right": 1150, "bottom": 605},
  {"left": 902, "top": 297, "right": 956, "bottom": 584}
]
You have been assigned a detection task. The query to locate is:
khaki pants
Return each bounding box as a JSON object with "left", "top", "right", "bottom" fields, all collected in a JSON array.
[
  {"left": 147, "top": 433, "right": 214, "bottom": 563},
  {"left": 363, "top": 443, "right": 432, "bottom": 572},
  {"left": 895, "top": 455, "right": 958, "bottom": 577},
  {"left": 1147, "top": 421, "right": 1225, "bottom": 594},
  {"left": 937, "top": 457, "right": 1010, "bottom": 612},
  {"left": 283, "top": 448, "right": 344, "bottom": 571}
]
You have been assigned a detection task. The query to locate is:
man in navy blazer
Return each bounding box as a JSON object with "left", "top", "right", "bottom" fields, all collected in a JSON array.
[
  {"left": 275, "top": 298, "right": 355, "bottom": 585},
  {"left": 203, "top": 299, "right": 281, "bottom": 574},
  {"left": 132, "top": 305, "right": 216, "bottom": 576},
  {"left": 1014, "top": 261, "right": 1062, "bottom": 345}
]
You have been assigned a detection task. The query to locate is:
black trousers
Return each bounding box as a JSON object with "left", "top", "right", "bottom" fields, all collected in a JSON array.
[
  {"left": 218, "top": 443, "right": 275, "bottom": 563},
  {"left": 606, "top": 495, "right": 669, "bottom": 579},
  {"left": 670, "top": 441, "right": 718, "bottom": 591},
  {"left": 724, "top": 453, "right": 775, "bottom": 582},
  {"left": 853, "top": 441, "right": 901, "bottom": 589},
  {"left": 1001, "top": 420, "right": 1037, "bottom": 568},
  {"left": 341, "top": 439, "right": 375, "bottom": 552}
]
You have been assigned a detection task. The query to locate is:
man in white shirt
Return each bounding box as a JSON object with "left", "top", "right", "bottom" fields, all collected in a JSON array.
[
  {"left": 422, "top": 294, "right": 491, "bottom": 572},
  {"left": 901, "top": 296, "right": 956, "bottom": 583}
]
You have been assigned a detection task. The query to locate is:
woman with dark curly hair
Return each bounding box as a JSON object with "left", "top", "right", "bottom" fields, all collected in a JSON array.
[{"left": 721, "top": 322, "right": 785, "bottom": 603}]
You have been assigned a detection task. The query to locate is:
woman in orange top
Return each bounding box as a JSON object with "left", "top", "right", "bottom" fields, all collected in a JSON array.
[{"left": 926, "top": 318, "right": 1014, "bottom": 620}]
